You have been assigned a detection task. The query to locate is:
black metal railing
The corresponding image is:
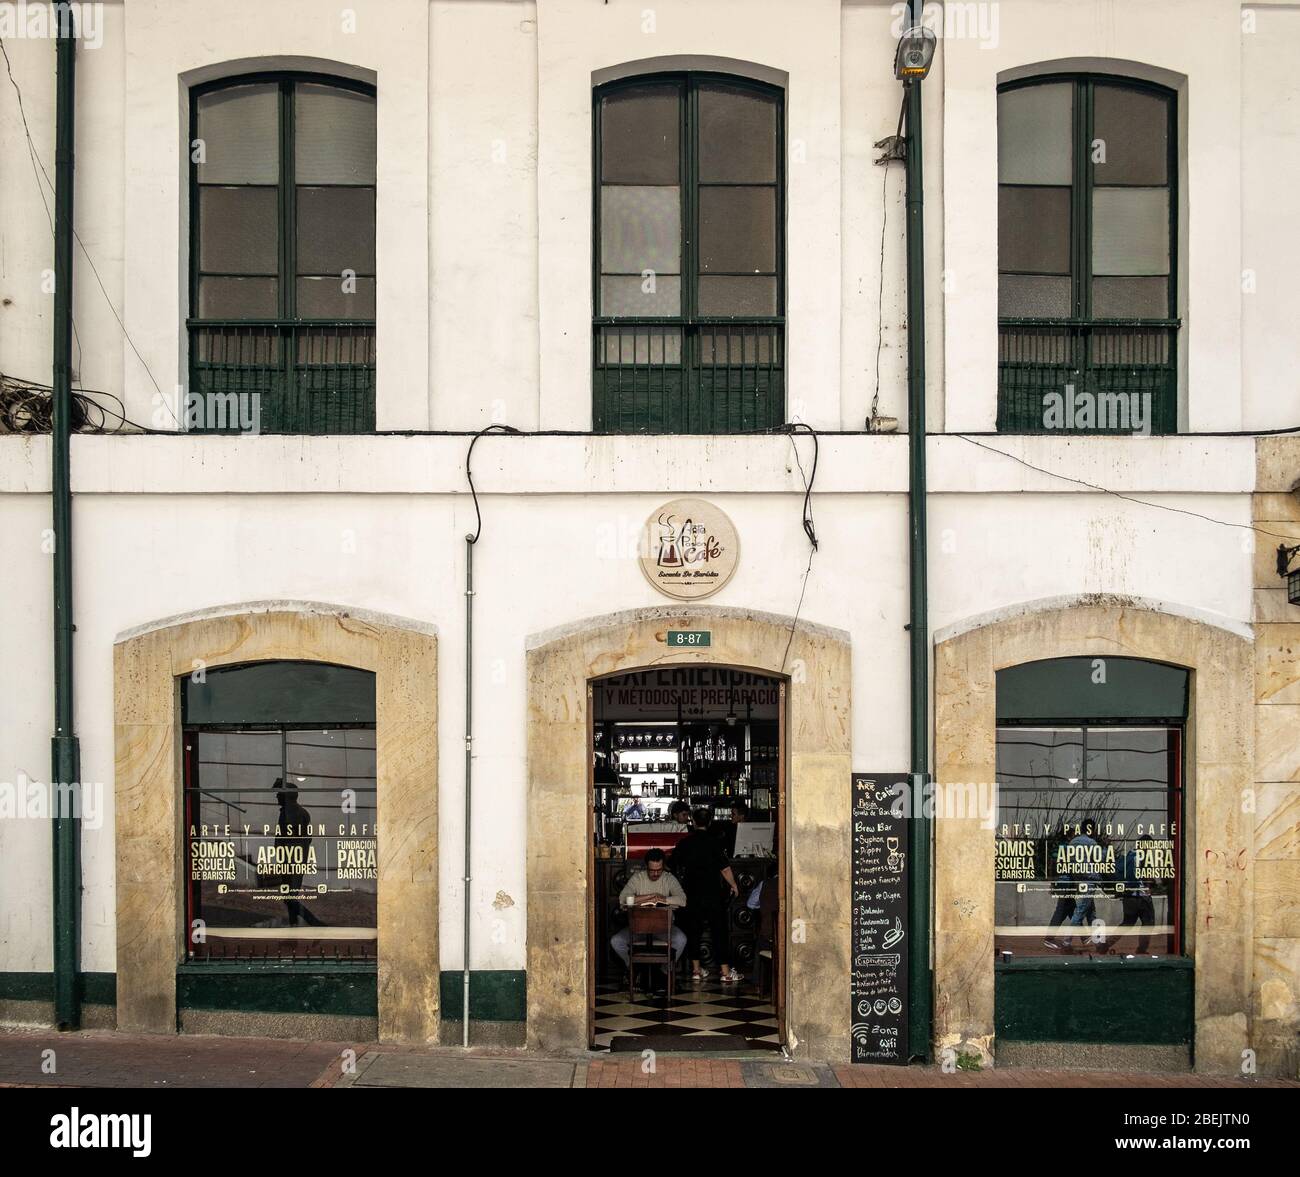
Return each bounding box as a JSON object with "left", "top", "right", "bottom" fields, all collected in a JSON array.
[
  {"left": 998, "top": 319, "right": 1179, "bottom": 434},
  {"left": 188, "top": 320, "right": 376, "bottom": 434},
  {"left": 593, "top": 320, "right": 784, "bottom": 433}
]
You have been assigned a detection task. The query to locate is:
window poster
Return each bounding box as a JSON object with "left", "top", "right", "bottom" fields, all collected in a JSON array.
[
  {"left": 993, "top": 726, "right": 1181, "bottom": 958},
  {"left": 184, "top": 728, "right": 378, "bottom": 960}
]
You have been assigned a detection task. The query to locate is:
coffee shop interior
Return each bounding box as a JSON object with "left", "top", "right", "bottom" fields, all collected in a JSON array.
[{"left": 590, "top": 668, "right": 784, "bottom": 1051}]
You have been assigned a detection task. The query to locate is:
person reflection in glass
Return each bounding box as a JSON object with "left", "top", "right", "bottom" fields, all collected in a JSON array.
[
  {"left": 1044, "top": 818, "right": 1099, "bottom": 951},
  {"left": 1117, "top": 841, "right": 1156, "bottom": 954},
  {"left": 273, "top": 778, "right": 325, "bottom": 928}
]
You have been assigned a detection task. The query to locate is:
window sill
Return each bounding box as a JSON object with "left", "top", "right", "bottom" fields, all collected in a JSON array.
[
  {"left": 996, "top": 955, "right": 1191, "bottom": 972},
  {"left": 178, "top": 959, "right": 376, "bottom": 975}
]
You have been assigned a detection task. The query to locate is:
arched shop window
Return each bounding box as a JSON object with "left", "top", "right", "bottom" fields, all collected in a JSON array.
[
  {"left": 993, "top": 657, "right": 1186, "bottom": 960},
  {"left": 996, "top": 75, "right": 1178, "bottom": 434},
  {"left": 593, "top": 74, "right": 784, "bottom": 433},
  {"left": 183, "top": 661, "right": 377, "bottom": 962},
  {"left": 189, "top": 74, "right": 377, "bottom": 433}
]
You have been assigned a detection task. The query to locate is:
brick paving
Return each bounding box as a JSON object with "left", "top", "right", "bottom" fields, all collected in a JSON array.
[{"left": 1, "top": 1028, "right": 1295, "bottom": 1089}]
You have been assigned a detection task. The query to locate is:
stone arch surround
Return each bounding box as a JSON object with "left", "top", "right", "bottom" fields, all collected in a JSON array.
[
  {"left": 933, "top": 598, "right": 1254, "bottom": 1073},
  {"left": 113, "top": 602, "right": 438, "bottom": 1043},
  {"left": 524, "top": 605, "right": 851, "bottom": 1059}
]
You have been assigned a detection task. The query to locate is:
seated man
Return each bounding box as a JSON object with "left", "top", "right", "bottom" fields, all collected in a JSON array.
[{"left": 610, "top": 849, "right": 688, "bottom": 976}]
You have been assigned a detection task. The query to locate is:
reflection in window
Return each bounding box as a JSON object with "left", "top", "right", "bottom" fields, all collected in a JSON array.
[
  {"left": 183, "top": 664, "right": 377, "bottom": 962},
  {"left": 994, "top": 726, "right": 1182, "bottom": 960}
]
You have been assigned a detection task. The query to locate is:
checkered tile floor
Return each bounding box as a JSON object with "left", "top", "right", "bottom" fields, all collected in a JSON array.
[{"left": 593, "top": 978, "right": 780, "bottom": 1051}]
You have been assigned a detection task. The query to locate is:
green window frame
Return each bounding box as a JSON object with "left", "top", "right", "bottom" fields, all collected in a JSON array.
[
  {"left": 994, "top": 658, "right": 1188, "bottom": 964},
  {"left": 997, "top": 75, "right": 1179, "bottom": 435},
  {"left": 188, "top": 73, "right": 377, "bottom": 434},
  {"left": 593, "top": 73, "right": 786, "bottom": 434}
]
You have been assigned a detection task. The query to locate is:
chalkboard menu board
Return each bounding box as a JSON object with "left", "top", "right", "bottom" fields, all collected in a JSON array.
[{"left": 850, "top": 773, "right": 909, "bottom": 1064}]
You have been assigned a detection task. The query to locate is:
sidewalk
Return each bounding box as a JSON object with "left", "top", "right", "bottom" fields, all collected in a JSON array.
[{"left": 1, "top": 1028, "right": 1295, "bottom": 1089}]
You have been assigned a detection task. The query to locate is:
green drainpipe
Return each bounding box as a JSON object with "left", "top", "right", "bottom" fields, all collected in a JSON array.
[
  {"left": 51, "top": 0, "right": 82, "bottom": 1030},
  {"left": 904, "top": 0, "right": 933, "bottom": 1063}
]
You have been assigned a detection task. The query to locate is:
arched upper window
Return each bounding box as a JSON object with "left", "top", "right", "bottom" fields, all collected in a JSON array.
[
  {"left": 997, "top": 76, "right": 1177, "bottom": 435},
  {"left": 593, "top": 74, "right": 784, "bottom": 434},
  {"left": 188, "top": 75, "right": 376, "bottom": 434}
]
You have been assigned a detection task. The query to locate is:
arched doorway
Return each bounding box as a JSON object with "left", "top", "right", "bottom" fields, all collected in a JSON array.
[
  {"left": 589, "top": 665, "right": 785, "bottom": 1050},
  {"left": 525, "top": 604, "right": 851, "bottom": 1059}
]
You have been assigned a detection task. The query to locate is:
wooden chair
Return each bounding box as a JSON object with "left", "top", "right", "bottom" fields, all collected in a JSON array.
[{"left": 627, "top": 906, "right": 676, "bottom": 1002}]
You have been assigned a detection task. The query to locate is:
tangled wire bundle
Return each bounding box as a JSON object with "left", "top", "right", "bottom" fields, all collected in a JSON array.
[{"left": 0, "top": 375, "right": 126, "bottom": 433}]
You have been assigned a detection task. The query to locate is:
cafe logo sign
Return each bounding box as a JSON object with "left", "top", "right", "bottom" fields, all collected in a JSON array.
[{"left": 639, "top": 498, "right": 739, "bottom": 601}]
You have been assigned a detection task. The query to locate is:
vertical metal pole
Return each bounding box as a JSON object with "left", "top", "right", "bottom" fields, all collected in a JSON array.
[
  {"left": 51, "top": 0, "right": 82, "bottom": 1031},
  {"left": 462, "top": 536, "right": 474, "bottom": 1047},
  {"left": 904, "top": 0, "right": 933, "bottom": 1064}
]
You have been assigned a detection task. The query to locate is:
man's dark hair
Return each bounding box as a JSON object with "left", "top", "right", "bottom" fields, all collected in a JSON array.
[
  {"left": 692, "top": 806, "right": 711, "bottom": 829},
  {"left": 730, "top": 800, "right": 749, "bottom": 819},
  {"left": 669, "top": 801, "right": 691, "bottom": 820},
  {"left": 644, "top": 848, "right": 666, "bottom": 865}
]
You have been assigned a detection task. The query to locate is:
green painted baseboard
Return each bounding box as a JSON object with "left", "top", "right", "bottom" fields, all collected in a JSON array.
[
  {"left": 440, "top": 971, "right": 526, "bottom": 1022},
  {"left": 177, "top": 962, "right": 378, "bottom": 1017},
  {"left": 996, "top": 957, "right": 1194, "bottom": 1045},
  {"left": 4, "top": 969, "right": 528, "bottom": 1024},
  {"left": 0, "top": 972, "right": 116, "bottom": 1006}
]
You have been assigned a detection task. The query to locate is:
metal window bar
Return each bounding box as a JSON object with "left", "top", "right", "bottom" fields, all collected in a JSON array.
[
  {"left": 188, "top": 320, "right": 376, "bottom": 434},
  {"left": 593, "top": 319, "right": 784, "bottom": 434},
  {"left": 996, "top": 319, "right": 1178, "bottom": 435}
]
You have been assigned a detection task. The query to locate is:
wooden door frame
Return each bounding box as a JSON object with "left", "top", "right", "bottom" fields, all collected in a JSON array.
[{"left": 583, "top": 666, "right": 789, "bottom": 1049}]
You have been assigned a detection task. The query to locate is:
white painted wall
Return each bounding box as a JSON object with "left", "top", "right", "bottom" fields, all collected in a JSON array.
[{"left": 0, "top": 0, "right": 1286, "bottom": 980}]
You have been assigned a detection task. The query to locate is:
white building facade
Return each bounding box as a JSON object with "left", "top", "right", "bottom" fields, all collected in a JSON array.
[{"left": 0, "top": 0, "right": 1297, "bottom": 1076}]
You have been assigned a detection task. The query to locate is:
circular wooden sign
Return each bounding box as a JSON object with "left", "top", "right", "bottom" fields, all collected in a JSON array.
[{"left": 639, "top": 498, "right": 739, "bottom": 601}]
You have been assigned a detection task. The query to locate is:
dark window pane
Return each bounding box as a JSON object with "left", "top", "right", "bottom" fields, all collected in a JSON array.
[
  {"left": 598, "top": 325, "right": 683, "bottom": 365},
  {"left": 1088, "top": 329, "right": 1170, "bottom": 366},
  {"left": 295, "top": 84, "right": 376, "bottom": 185},
  {"left": 199, "top": 187, "right": 278, "bottom": 274},
  {"left": 183, "top": 661, "right": 376, "bottom": 725},
  {"left": 296, "top": 276, "right": 376, "bottom": 318},
  {"left": 998, "top": 82, "right": 1072, "bottom": 185},
  {"left": 699, "top": 329, "right": 777, "bottom": 364},
  {"left": 601, "top": 84, "right": 680, "bottom": 184},
  {"left": 699, "top": 187, "right": 776, "bottom": 273},
  {"left": 698, "top": 84, "right": 777, "bottom": 183},
  {"left": 998, "top": 186, "right": 1071, "bottom": 274},
  {"left": 1092, "top": 276, "right": 1169, "bottom": 318},
  {"left": 296, "top": 325, "right": 376, "bottom": 364},
  {"left": 192, "top": 326, "right": 280, "bottom": 366},
  {"left": 600, "top": 275, "right": 681, "bottom": 316},
  {"left": 996, "top": 727, "right": 1085, "bottom": 789},
  {"left": 1092, "top": 188, "right": 1169, "bottom": 276},
  {"left": 696, "top": 276, "right": 777, "bottom": 316},
  {"left": 198, "top": 276, "right": 278, "bottom": 318},
  {"left": 999, "top": 274, "right": 1072, "bottom": 318},
  {"left": 196, "top": 84, "right": 278, "bottom": 184},
  {"left": 599, "top": 185, "right": 681, "bottom": 274},
  {"left": 1093, "top": 85, "right": 1168, "bottom": 186},
  {"left": 297, "top": 187, "right": 376, "bottom": 275}
]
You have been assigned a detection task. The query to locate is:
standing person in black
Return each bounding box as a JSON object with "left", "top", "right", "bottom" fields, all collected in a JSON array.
[{"left": 673, "top": 807, "right": 742, "bottom": 982}]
